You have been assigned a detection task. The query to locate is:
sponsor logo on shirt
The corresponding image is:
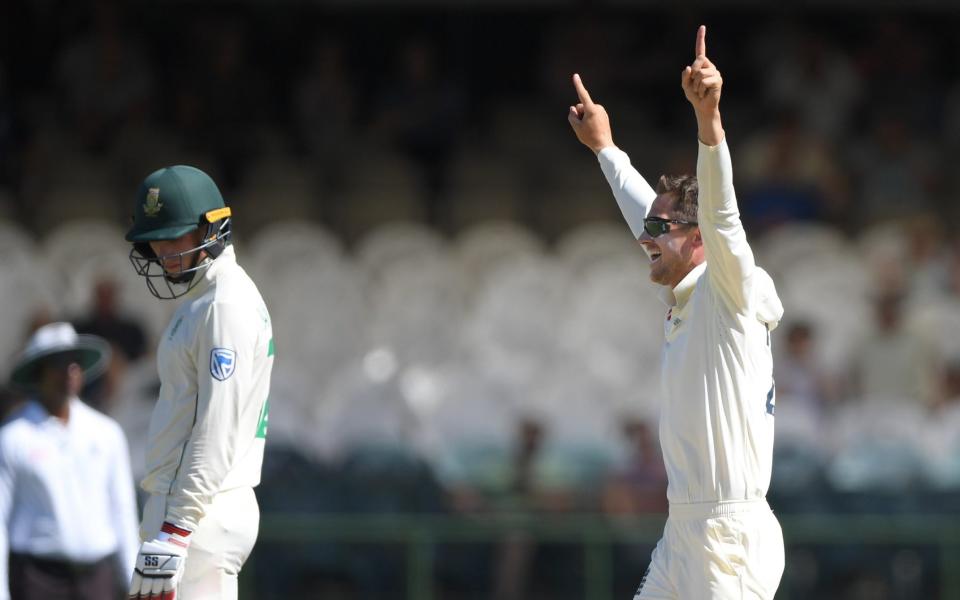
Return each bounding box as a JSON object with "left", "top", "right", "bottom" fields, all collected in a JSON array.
[{"left": 210, "top": 348, "right": 237, "bottom": 381}]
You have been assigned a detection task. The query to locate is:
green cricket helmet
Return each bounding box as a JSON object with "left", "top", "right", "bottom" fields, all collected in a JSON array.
[{"left": 126, "top": 165, "right": 233, "bottom": 300}]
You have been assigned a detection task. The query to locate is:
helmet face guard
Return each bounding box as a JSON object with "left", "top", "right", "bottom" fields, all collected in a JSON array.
[{"left": 130, "top": 216, "right": 232, "bottom": 300}]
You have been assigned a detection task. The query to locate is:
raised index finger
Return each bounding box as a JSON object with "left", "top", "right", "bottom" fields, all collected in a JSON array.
[
  {"left": 695, "top": 25, "right": 706, "bottom": 58},
  {"left": 573, "top": 73, "right": 594, "bottom": 106}
]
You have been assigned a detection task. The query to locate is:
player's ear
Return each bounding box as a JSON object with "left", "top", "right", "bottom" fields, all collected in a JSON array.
[{"left": 692, "top": 227, "right": 703, "bottom": 245}]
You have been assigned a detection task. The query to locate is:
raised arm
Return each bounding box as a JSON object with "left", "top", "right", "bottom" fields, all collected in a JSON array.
[
  {"left": 682, "top": 26, "right": 756, "bottom": 312},
  {"left": 568, "top": 73, "right": 656, "bottom": 239}
]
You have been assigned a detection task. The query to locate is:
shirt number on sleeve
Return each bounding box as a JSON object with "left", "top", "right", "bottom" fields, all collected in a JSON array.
[{"left": 256, "top": 399, "right": 269, "bottom": 439}]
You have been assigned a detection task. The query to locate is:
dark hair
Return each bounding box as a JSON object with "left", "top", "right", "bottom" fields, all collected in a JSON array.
[{"left": 655, "top": 174, "right": 698, "bottom": 222}]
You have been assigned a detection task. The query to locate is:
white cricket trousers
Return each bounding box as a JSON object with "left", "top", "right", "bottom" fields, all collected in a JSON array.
[
  {"left": 141, "top": 487, "right": 260, "bottom": 600},
  {"left": 634, "top": 499, "right": 784, "bottom": 600}
]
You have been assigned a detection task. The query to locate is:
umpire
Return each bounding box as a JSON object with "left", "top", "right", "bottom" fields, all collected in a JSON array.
[{"left": 0, "top": 322, "right": 140, "bottom": 600}]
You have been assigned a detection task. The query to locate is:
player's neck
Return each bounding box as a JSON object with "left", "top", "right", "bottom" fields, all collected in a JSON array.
[{"left": 39, "top": 396, "right": 71, "bottom": 423}]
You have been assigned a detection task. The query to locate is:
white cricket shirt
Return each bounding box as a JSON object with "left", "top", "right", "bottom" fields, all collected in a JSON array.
[
  {"left": 598, "top": 139, "right": 784, "bottom": 504},
  {"left": 0, "top": 399, "right": 139, "bottom": 599},
  {"left": 141, "top": 245, "right": 274, "bottom": 532}
]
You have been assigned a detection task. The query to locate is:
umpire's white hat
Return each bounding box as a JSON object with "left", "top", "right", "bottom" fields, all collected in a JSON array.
[{"left": 9, "top": 322, "right": 111, "bottom": 389}]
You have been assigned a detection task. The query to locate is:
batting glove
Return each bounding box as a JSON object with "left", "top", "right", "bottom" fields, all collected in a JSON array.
[{"left": 129, "top": 522, "right": 192, "bottom": 600}]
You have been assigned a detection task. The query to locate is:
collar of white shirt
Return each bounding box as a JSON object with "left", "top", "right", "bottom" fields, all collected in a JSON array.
[
  {"left": 186, "top": 245, "right": 237, "bottom": 299},
  {"left": 658, "top": 262, "right": 706, "bottom": 309},
  {"left": 23, "top": 396, "right": 83, "bottom": 427}
]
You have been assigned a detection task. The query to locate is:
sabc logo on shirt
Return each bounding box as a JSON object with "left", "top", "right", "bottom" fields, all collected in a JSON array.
[{"left": 210, "top": 348, "right": 237, "bottom": 381}]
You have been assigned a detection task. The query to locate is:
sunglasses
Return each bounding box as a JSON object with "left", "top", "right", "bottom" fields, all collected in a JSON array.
[{"left": 643, "top": 217, "right": 698, "bottom": 238}]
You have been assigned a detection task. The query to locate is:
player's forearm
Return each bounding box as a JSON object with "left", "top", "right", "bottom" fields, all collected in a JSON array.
[
  {"left": 695, "top": 109, "right": 724, "bottom": 148},
  {"left": 697, "top": 137, "right": 756, "bottom": 309},
  {"left": 163, "top": 394, "right": 242, "bottom": 529},
  {"left": 598, "top": 147, "right": 656, "bottom": 239},
  {"left": 696, "top": 137, "right": 739, "bottom": 220},
  {"left": 164, "top": 426, "right": 237, "bottom": 530}
]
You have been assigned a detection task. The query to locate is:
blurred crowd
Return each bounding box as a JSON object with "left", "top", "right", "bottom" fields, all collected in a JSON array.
[
  {"left": 2, "top": 4, "right": 960, "bottom": 239},
  {"left": 2, "top": 216, "right": 959, "bottom": 598},
  {"left": 4, "top": 1, "right": 960, "bottom": 598}
]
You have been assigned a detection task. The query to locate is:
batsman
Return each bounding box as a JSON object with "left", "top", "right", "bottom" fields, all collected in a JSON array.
[
  {"left": 569, "top": 26, "right": 785, "bottom": 599},
  {"left": 124, "top": 165, "right": 274, "bottom": 599}
]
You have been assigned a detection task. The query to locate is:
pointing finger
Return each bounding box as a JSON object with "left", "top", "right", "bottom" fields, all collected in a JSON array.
[
  {"left": 695, "top": 25, "right": 706, "bottom": 58},
  {"left": 572, "top": 73, "right": 594, "bottom": 106}
]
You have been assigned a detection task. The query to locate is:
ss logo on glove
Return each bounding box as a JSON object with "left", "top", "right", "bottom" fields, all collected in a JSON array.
[{"left": 145, "top": 555, "right": 160, "bottom": 567}]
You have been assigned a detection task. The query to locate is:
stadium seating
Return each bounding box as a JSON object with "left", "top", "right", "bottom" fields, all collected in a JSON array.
[
  {"left": 6, "top": 214, "right": 960, "bottom": 555},
  {"left": 0, "top": 220, "right": 39, "bottom": 269},
  {"left": 555, "top": 220, "right": 638, "bottom": 275}
]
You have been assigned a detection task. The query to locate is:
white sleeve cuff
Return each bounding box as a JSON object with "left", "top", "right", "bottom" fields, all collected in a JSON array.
[{"left": 597, "top": 145, "right": 627, "bottom": 167}]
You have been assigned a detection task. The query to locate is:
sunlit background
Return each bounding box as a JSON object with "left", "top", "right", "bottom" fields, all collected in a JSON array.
[{"left": 3, "top": 1, "right": 960, "bottom": 599}]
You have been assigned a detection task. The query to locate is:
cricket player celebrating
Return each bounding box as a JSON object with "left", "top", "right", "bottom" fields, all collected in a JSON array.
[
  {"left": 568, "top": 27, "right": 785, "bottom": 598},
  {"left": 124, "top": 165, "right": 274, "bottom": 599}
]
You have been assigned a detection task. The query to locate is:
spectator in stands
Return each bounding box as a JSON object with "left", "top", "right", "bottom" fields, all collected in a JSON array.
[
  {"left": 940, "top": 358, "right": 960, "bottom": 411},
  {"left": 855, "top": 20, "right": 937, "bottom": 128},
  {"left": 851, "top": 289, "right": 942, "bottom": 408},
  {"left": 492, "top": 417, "right": 547, "bottom": 600},
  {"left": 775, "top": 321, "right": 840, "bottom": 415},
  {"left": 73, "top": 278, "right": 148, "bottom": 411},
  {"left": 55, "top": 0, "right": 155, "bottom": 152},
  {"left": 0, "top": 322, "right": 139, "bottom": 600},
  {"left": 847, "top": 109, "right": 941, "bottom": 225},
  {"left": 293, "top": 37, "right": 355, "bottom": 190},
  {"left": 372, "top": 37, "right": 465, "bottom": 226},
  {"left": 601, "top": 417, "right": 667, "bottom": 515},
  {"left": 737, "top": 109, "right": 849, "bottom": 231},
  {"left": 902, "top": 214, "right": 952, "bottom": 300},
  {"left": 760, "top": 31, "right": 862, "bottom": 141},
  {"left": 179, "top": 17, "right": 267, "bottom": 187},
  {"left": 508, "top": 419, "right": 545, "bottom": 504},
  {"left": 74, "top": 278, "right": 147, "bottom": 363}
]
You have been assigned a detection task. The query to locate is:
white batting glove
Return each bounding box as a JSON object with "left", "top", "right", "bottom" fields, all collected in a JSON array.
[{"left": 129, "top": 522, "right": 191, "bottom": 599}]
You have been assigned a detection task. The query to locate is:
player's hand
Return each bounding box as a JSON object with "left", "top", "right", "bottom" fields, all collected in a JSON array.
[
  {"left": 681, "top": 25, "right": 724, "bottom": 146},
  {"left": 567, "top": 73, "right": 615, "bottom": 155},
  {"left": 681, "top": 26, "right": 722, "bottom": 116},
  {"left": 129, "top": 523, "right": 191, "bottom": 599}
]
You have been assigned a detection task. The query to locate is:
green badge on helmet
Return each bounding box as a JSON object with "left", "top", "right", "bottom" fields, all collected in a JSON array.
[{"left": 143, "top": 187, "right": 163, "bottom": 217}]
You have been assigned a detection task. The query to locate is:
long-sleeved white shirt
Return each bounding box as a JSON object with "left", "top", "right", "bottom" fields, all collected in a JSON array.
[
  {"left": 141, "top": 245, "right": 274, "bottom": 532},
  {"left": 598, "top": 139, "right": 784, "bottom": 504},
  {"left": 0, "top": 398, "right": 139, "bottom": 599}
]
